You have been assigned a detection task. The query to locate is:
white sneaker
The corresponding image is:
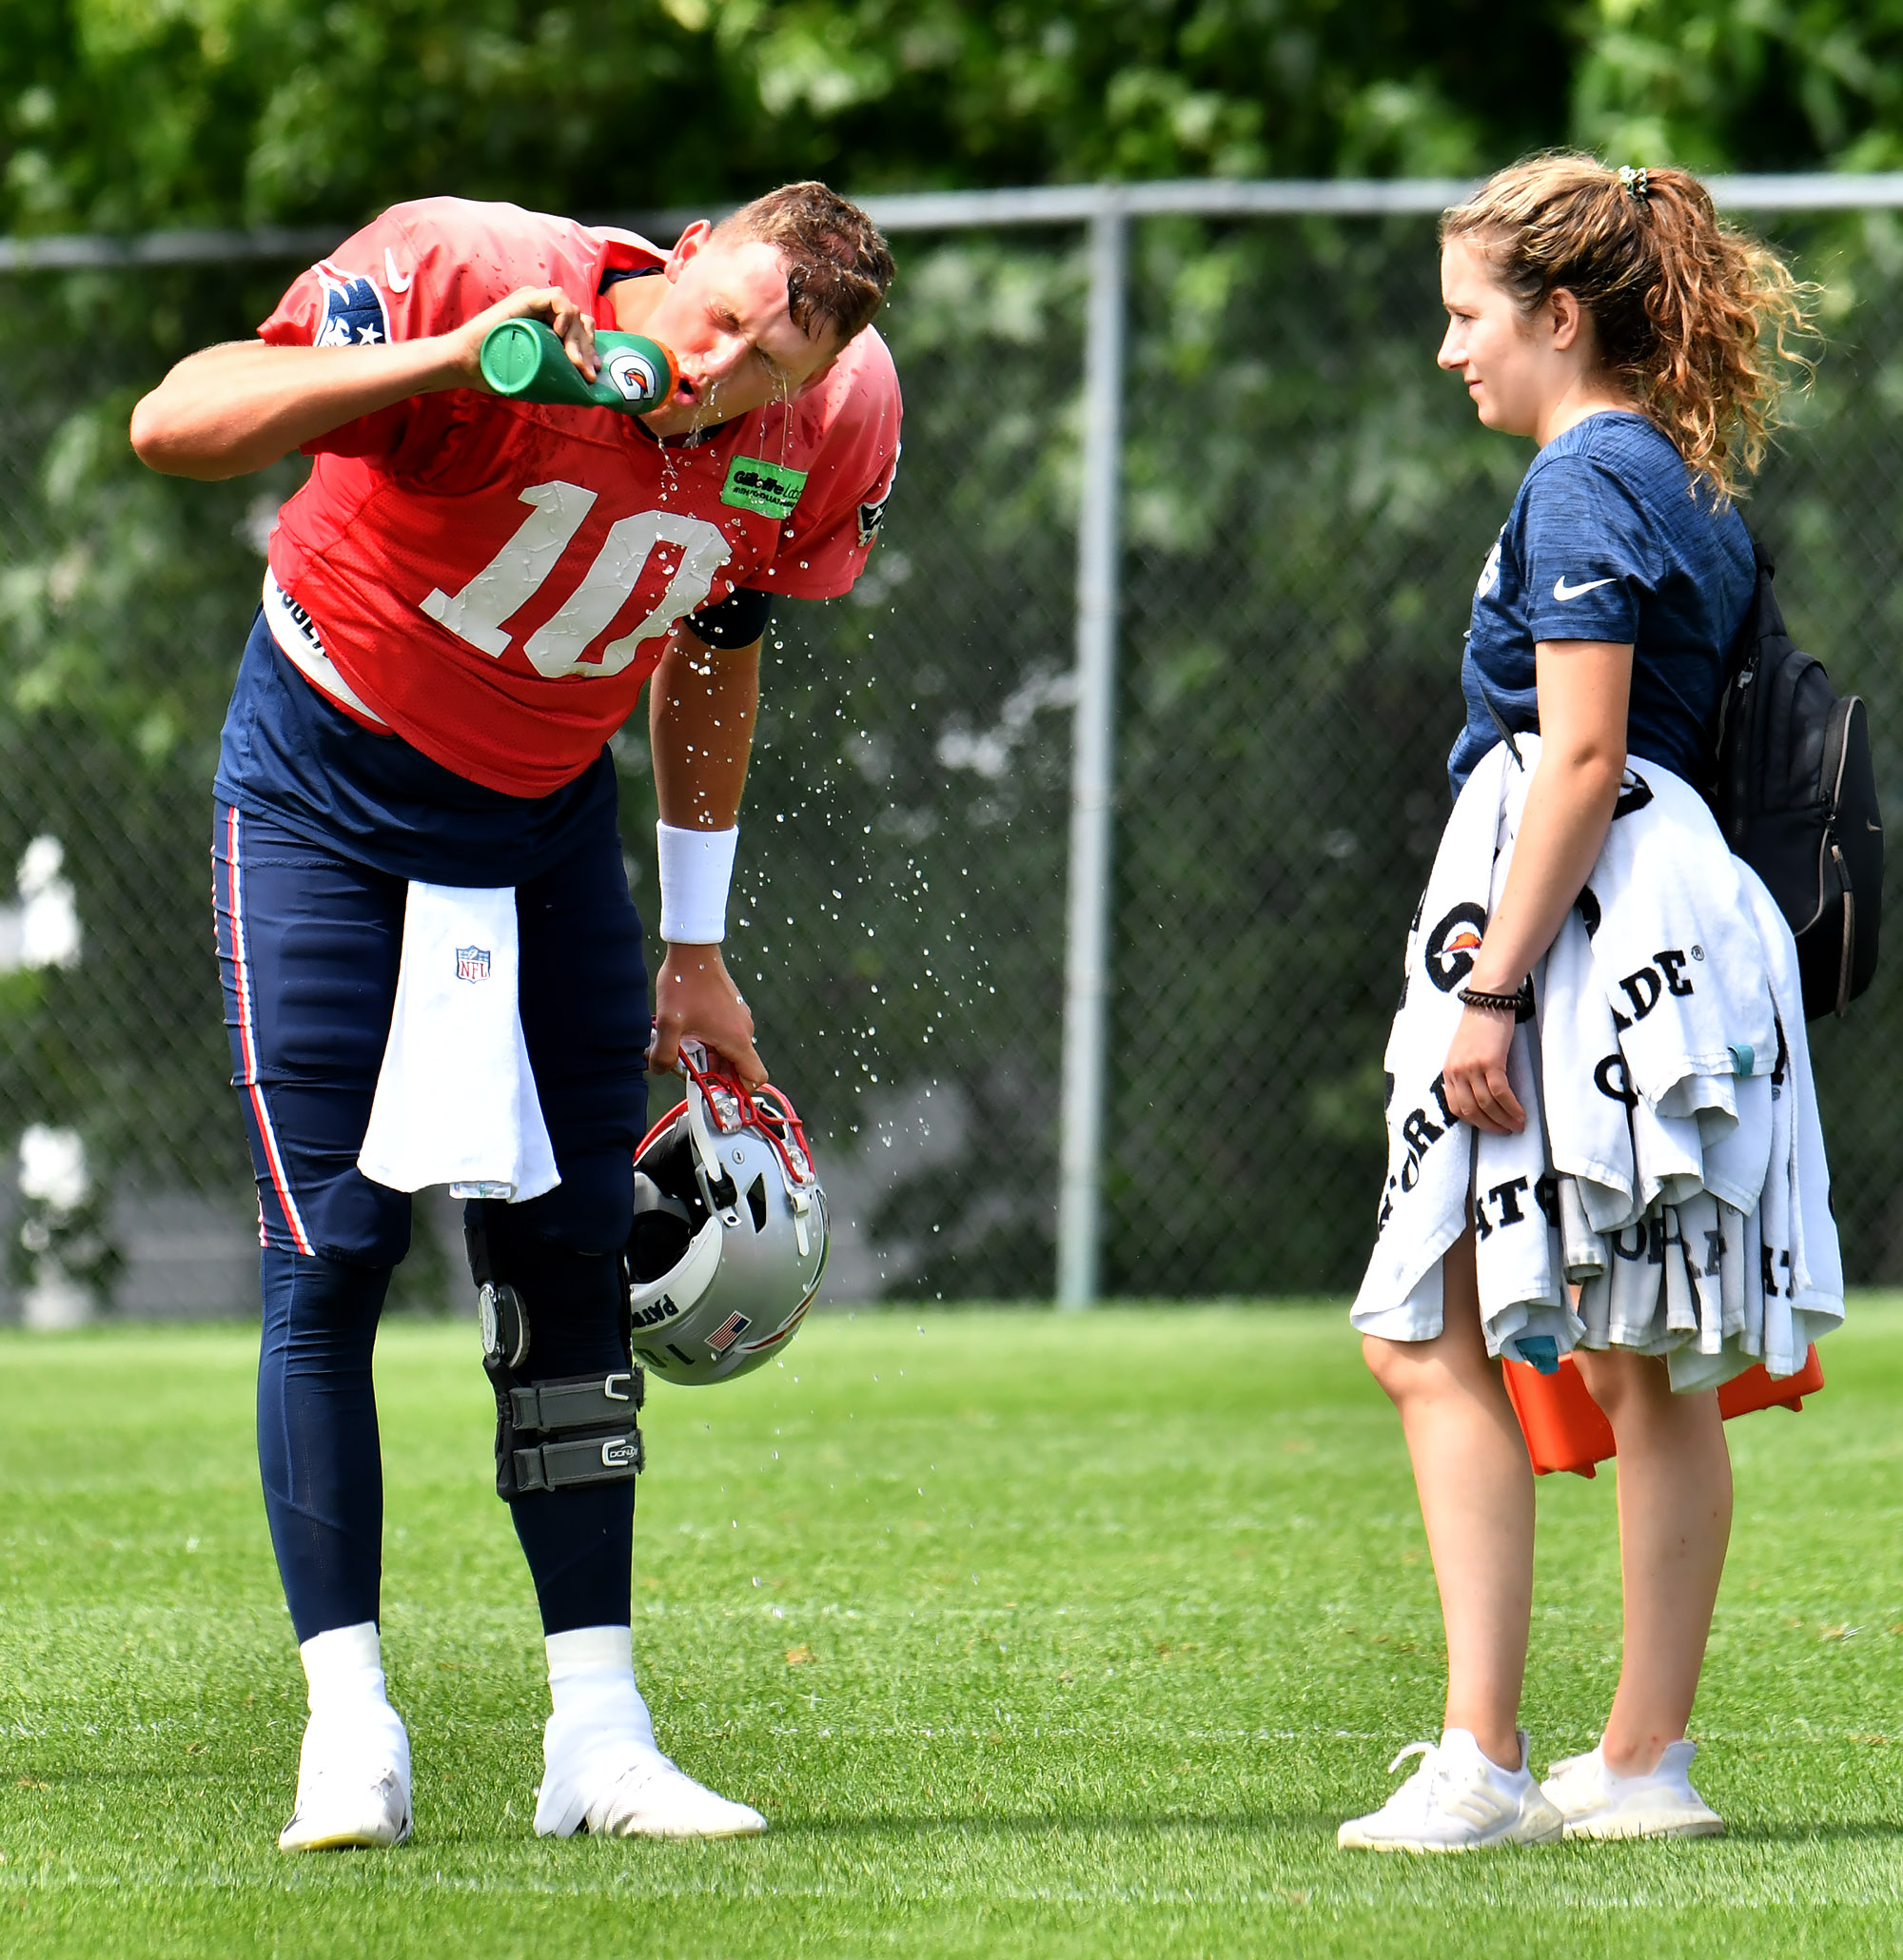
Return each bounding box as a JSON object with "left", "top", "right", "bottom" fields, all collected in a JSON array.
[
  {"left": 1338, "top": 1728, "right": 1565, "bottom": 1852},
  {"left": 535, "top": 1715, "right": 766, "bottom": 1840},
  {"left": 277, "top": 1706, "right": 413, "bottom": 1852},
  {"left": 1541, "top": 1740, "right": 1724, "bottom": 1840},
  {"left": 534, "top": 1626, "right": 766, "bottom": 1841}
]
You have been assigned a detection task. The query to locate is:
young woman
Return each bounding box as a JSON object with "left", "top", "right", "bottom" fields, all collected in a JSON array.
[{"left": 1341, "top": 155, "right": 1817, "bottom": 1852}]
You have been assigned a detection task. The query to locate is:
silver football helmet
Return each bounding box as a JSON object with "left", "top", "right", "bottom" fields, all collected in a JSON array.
[{"left": 624, "top": 1045, "right": 828, "bottom": 1385}]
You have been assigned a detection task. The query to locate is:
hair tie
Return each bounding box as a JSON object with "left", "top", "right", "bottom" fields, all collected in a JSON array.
[{"left": 1618, "top": 165, "right": 1651, "bottom": 205}]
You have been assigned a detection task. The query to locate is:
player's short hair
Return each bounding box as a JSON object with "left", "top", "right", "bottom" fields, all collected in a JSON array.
[
  {"left": 1442, "top": 152, "right": 1815, "bottom": 504},
  {"left": 715, "top": 183, "right": 894, "bottom": 349}
]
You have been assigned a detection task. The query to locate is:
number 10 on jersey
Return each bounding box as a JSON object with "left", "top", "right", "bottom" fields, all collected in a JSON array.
[{"left": 422, "top": 480, "right": 733, "bottom": 679}]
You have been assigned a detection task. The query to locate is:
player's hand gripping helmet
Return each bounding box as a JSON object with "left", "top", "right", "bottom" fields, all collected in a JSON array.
[{"left": 624, "top": 1044, "right": 828, "bottom": 1385}]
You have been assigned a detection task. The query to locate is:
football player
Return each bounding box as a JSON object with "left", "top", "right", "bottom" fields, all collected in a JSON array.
[{"left": 129, "top": 183, "right": 899, "bottom": 1848}]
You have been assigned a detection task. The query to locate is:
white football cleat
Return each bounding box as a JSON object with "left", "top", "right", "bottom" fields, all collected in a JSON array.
[
  {"left": 537, "top": 1741, "right": 767, "bottom": 1840},
  {"left": 277, "top": 1705, "right": 413, "bottom": 1852},
  {"left": 1541, "top": 1740, "right": 1724, "bottom": 1840},
  {"left": 1338, "top": 1728, "right": 1564, "bottom": 1853},
  {"left": 535, "top": 1711, "right": 765, "bottom": 1840},
  {"left": 535, "top": 1625, "right": 766, "bottom": 1841}
]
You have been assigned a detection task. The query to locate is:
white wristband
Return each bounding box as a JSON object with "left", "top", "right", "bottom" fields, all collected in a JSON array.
[{"left": 657, "top": 822, "right": 738, "bottom": 944}]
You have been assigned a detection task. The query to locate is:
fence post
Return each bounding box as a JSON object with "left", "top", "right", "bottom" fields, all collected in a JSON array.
[{"left": 1056, "top": 202, "right": 1128, "bottom": 1308}]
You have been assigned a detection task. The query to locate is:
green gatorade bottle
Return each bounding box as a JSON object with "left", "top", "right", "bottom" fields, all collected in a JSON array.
[{"left": 479, "top": 318, "right": 679, "bottom": 416}]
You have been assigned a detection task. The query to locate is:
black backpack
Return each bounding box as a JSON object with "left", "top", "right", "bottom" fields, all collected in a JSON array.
[{"left": 1708, "top": 541, "right": 1883, "bottom": 1020}]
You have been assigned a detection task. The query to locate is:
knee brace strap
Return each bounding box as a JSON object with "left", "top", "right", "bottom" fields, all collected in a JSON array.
[
  {"left": 508, "top": 1371, "right": 641, "bottom": 1433},
  {"left": 471, "top": 1262, "right": 645, "bottom": 1500},
  {"left": 510, "top": 1410, "right": 644, "bottom": 1492},
  {"left": 507, "top": 1368, "right": 645, "bottom": 1494}
]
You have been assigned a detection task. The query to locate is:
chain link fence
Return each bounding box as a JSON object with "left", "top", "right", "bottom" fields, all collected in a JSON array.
[{"left": 2, "top": 193, "right": 1901, "bottom": 1319}]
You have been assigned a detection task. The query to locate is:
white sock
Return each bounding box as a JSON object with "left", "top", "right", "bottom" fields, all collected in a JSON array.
[
  {"left": 1599, "top": 1738, "right": 1692, "bottom": 1784},
  {"left": 300, "top": 1621, "right": 394, "bottom": 1716},
  {"left": 1443, "top": 1728, "right": 1529, "bottom": 1782},
  {"left": 293, "top": 1622, "right": 406, "bottom": 1791},
  {"left": 545, "top": 1625, "right": 656, "bottom": 1752}
]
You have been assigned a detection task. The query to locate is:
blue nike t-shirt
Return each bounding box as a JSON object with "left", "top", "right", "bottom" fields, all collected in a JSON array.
[{"left": 1448, "top": 410, "right": 1754, "bottom": 796}]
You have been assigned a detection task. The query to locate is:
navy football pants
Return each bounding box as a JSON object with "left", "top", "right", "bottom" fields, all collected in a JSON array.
[{"left": 213, "top": 802, "right": 651, "bottom": 1641}]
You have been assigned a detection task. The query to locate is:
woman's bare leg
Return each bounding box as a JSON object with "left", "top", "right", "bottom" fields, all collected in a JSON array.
[
  {"left": 1571, "top": 1349, "right": 1732, "bottom": 1775},
  {"left": 1362, "top": 1229, "right": 1534, "bottom": 1769}
]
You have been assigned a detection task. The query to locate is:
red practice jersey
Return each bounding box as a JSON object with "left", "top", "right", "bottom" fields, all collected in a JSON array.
[{"left": 259, "top": 197, "right": 902, "bottom": 796}]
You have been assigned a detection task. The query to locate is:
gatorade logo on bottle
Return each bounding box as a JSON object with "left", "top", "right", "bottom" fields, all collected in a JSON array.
[{"left": 604, "top": 345, "right": 663, "bottom": 406}]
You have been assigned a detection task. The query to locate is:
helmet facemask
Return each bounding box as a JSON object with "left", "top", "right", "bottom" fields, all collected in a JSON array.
[{"left": 624, "top": 1045, "right": 828, "bottom": 1385}]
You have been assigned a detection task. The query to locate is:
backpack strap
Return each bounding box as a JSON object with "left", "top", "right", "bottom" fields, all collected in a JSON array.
[
  {"left": 1727, "top": 535, "right": 1777, "bottom": 681},
  {"left": 1703, "top": 532, "right": 1782, "bottom": 802}
]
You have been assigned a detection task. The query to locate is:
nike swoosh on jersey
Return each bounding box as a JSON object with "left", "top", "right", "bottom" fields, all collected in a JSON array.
[
  {"left": 384, "top": 248, "right": 413, "bottom": 293},
  {"left": 1553, "top": 575, "right": 1616, "bottom": 601}
]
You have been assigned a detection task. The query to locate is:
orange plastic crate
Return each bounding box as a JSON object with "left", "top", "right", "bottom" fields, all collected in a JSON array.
[{"left": 1501, "top": 1344, "right": 1824, "bottom": 1478}]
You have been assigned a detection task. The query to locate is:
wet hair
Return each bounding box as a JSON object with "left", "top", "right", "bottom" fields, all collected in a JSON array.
[
  {"left": 1441, "top": 152, "right": 1815, "bottom": 501},
  {"left": 714, "top": 182, "right": 895, "bottom": 349}
]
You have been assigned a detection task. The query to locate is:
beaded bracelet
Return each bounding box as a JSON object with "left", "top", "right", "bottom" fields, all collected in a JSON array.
[{"left": 1459, "top": 985, "right": 1524, "bottom": 1016}]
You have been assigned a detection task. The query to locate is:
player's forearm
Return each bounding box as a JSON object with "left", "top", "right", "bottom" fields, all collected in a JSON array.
[
  {"left": 128, "top": 338, "right": 467, "bottom": 480},
  {"left": 1468, "top": 639, "right": 1631, "bottom": 992},
  {"left": 649, "top": 632, "right": 760, "bottom": 831},
  {"left": 1467, "top": 747, "right": 1623, "bottom": 994}
]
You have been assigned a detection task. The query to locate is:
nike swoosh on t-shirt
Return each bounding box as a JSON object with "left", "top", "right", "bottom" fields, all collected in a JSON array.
[{"left": 1553, "top": 575, "right": 1616, "bottom": 601}]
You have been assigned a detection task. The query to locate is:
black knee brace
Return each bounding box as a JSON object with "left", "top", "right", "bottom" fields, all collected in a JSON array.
[{"left": 465, "top": 1209, "right": 644, "bottom": 1500}]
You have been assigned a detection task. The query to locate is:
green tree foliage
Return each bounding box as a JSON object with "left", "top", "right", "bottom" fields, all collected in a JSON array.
[
  {"left": 11, "top": 4, "right": 1903, "bottom": 245},
  {"left": 0, "top": 0, "right": 1582, "bottom": 235},
  {"left": 1575, "top": 0, "right": 1903, "bottom": 171}
]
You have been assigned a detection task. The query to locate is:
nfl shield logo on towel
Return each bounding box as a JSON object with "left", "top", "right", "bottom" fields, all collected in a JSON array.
[
  {"left": 456, "top": 945, "right": 492, "bottom": 983},
  {"left": 706, "top": 1311, "right": 753, "bottom": 1355}
]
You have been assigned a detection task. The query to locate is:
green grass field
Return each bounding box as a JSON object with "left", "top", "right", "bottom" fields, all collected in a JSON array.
[{"left": 5, "top": 1303, "right": 1903, "bottom": 1958}]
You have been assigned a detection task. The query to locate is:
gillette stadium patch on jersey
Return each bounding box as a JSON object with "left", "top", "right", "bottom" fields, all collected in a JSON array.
[{"left": 721, "top": 456, "right": 807, "bottom": 520}]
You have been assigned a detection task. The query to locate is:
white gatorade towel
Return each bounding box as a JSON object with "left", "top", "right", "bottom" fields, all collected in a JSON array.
[
  {"left": 358, "top": 883, "right": 559, "bottom": 1203},
  {"left": 1355, "top": 741, "right": 1513, "bottom": 1343},
  {"left": 1354, "top": 735, "right": 1842, "bottom": 1386}
]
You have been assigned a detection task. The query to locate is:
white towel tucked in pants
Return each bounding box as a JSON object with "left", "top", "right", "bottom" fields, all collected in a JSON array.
[{"left": 358, "top": 883, "right": 560, "bottom": 1203}]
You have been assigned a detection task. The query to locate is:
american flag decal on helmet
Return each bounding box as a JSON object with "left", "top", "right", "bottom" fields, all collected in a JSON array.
[{"left": 705, "top": 1311, "right": 753, "bottom": 1354}]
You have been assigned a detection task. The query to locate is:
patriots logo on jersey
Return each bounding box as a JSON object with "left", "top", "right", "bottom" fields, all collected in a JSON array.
[{"left": 313, "top": 268, "right": 391, "bottom": 347}]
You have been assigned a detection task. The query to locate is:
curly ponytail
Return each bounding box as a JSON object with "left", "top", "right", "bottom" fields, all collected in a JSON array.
[{"left": 1441, "top": 152, "right": 1815, "bottom": 502}]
